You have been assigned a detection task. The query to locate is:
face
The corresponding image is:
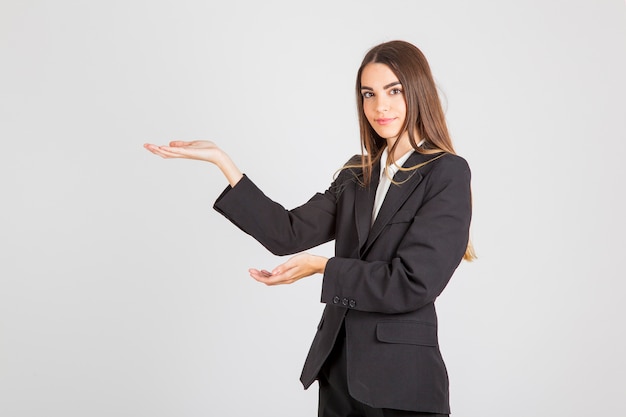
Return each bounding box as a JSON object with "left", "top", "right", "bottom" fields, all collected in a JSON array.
[{"left": 360, "top": 63, "right": 407, "bottom": 145}]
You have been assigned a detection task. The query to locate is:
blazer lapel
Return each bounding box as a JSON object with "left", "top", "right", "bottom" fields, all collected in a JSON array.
[
  {"left": 355, "top": 162, "right": 380, "bottom": 254},
  {"left": 361, "top": 152, "right": 432, "bottom": 256}
]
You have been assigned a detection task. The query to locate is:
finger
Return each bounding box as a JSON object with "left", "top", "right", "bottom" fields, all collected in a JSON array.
[
  {"left": 250, "top": 268, "right": 276, "bottom": 284},
  {"left": 159, "top": 146, "right": 193, "bottom": 157},
  {"left": 169, "top": 140, "right": 191, "bottom": 147},
  {"left": 250, "top": 272, "right": 277, "bottom": 285},
  {"left": 249, "top": 268, "right": 272, "bottom": 283},
  {"left": 160, "top": 145, "right": 186, "bottom": 153},
  {"left": 263, "top": 268, "right": 300, "bottom": 286},
  {"left": 272, "top": 261, "right": 300, "bottom": 277},
  {"left": 271, "top": 253, "right": 306, "bottom": 275},
  {"left": 144, "top": 143, "right": 166, "bottom": 153},
  {"left": 144, "top": 145, "right": 175, "bottom": 158},
  {"left": 249, "top": 268, "right": 272, "bottom": 278},
  {"left": 249, "top": 271, "right": 264, "bottom": 282},
  {"left": 271, "top": 264, "right": 288, "bottom": 275},
  {"left": 152, "top": 147, "right": 184, "bottom": 158}
]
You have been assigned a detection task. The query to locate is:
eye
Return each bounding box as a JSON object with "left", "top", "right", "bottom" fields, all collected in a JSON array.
[
  {"left": 362, "top": 91, "right": 374, "bottom": 99},
  {"left": 390, "top": 88, "right": 403, "bottom": 95}
]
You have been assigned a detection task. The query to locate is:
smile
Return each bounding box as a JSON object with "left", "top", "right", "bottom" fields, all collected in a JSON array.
[{"left": 376, "top": 118, "right": 396, "bottom": 125}]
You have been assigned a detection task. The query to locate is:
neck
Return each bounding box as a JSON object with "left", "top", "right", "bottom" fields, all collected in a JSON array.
[{"left": 386, "top": 134, "right": 418, "bottom": 160}]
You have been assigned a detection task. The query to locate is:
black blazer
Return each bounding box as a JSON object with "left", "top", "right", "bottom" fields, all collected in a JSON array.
[{"left": 214, "top": 151, "right": 472, "bottom": 414}]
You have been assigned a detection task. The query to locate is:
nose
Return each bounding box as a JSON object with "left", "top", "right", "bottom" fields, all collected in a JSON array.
[{"left": 375, "top": 96, "right": 390, "bottom": 113}]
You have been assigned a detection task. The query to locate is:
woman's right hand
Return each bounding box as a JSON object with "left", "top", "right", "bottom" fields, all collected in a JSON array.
[{"left": 143, "top": 140, "right": 244, "bottom": 186}]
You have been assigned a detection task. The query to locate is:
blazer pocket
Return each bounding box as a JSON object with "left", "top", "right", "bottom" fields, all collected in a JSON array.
[{"left": 376, "top": 320, "right": 438, "bottom": 347}]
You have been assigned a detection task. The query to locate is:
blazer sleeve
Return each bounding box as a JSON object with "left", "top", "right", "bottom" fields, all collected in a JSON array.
[
  {"left": 213, "top": 174, "right": 341, "bottom": 256},
  {"left": 321, "top": 155, "right": 472, "bottom": 314}
]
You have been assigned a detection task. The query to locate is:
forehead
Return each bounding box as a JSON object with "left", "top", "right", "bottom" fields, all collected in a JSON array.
[{"left": 360, "top": 63, "right": 399, "bottom": 87}]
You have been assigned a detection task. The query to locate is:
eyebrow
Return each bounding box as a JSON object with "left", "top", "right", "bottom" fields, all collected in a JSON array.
[{"left": 360, "top": 81, "right": 401, "bottom": 91}]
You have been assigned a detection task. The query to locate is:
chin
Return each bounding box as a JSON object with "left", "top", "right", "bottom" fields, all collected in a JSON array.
[{"left": 376, "top": 131, "right": 400, "bottom": 140}]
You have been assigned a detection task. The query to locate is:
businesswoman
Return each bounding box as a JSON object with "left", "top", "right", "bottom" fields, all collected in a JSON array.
[{"left": 144, "top": 40, "right": 474, "bottom": 417}]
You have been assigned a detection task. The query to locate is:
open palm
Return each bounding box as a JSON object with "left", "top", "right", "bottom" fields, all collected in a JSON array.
[{"left": 143, "top": 140, "right": 222, "bottom": 163}]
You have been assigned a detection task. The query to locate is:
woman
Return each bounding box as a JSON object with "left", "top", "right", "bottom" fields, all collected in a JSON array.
[{"left": 145, "top": 40, "right": 474, "bottom": 417}]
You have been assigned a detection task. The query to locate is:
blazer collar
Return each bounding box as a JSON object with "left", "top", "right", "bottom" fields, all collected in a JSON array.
[{"left": 355, "top": 151, "right": 437, "bottom": 257}]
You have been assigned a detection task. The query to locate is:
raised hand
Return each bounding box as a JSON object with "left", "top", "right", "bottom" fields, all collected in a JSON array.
[
  {"left": 143, "top": 140, "right": 243, "bottom": 186},
  {"left": 249, "top": 253, "right": 328, "bottom": 286},
  {"left": 143, "top": 140, "right": 224, "bottom": 163}
]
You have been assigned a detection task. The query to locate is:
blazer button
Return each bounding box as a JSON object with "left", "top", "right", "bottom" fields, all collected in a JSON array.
[
  {"left": 333, "top": 296, "right": 340, "bottom": 304},
  {"left": 342, "top": 298, "right": 349, "bottom": 306},
  {"left": 349, "top": 299, "right": 356, "bottom": 308}
]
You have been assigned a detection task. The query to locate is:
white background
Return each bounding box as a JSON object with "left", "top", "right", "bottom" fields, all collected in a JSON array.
[{"left": 1, "top": 1, "right": 625, "bottom": 416}]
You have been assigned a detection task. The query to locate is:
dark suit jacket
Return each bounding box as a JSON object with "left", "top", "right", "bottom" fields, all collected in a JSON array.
[{"left": 213, "top": 151, "right": 472, "bottom": 414}]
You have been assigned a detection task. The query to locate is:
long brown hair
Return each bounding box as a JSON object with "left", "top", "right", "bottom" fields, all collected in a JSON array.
[{"left": 353, "top": 40, "right": 476, "bottom": 261}]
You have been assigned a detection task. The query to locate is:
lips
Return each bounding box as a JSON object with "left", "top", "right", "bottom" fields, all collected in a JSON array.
[{"left": 376, "top": 118, "right": 396, "bottom": 125}]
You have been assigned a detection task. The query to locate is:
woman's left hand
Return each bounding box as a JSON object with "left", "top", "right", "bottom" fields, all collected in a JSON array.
[{"left": 249, "top": 253, "right": 328, "bottom": 286}]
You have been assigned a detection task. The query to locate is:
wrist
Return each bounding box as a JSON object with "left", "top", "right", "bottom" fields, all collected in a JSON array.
[
  {"left": 311, "top": 255, "right": 328, "bottom": 274},
  {"left": 213, "top": 148, "right": 230, "bottom": 168},
  {"left": 215, "top": 151, "right": 243, "bottom": 187}
]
